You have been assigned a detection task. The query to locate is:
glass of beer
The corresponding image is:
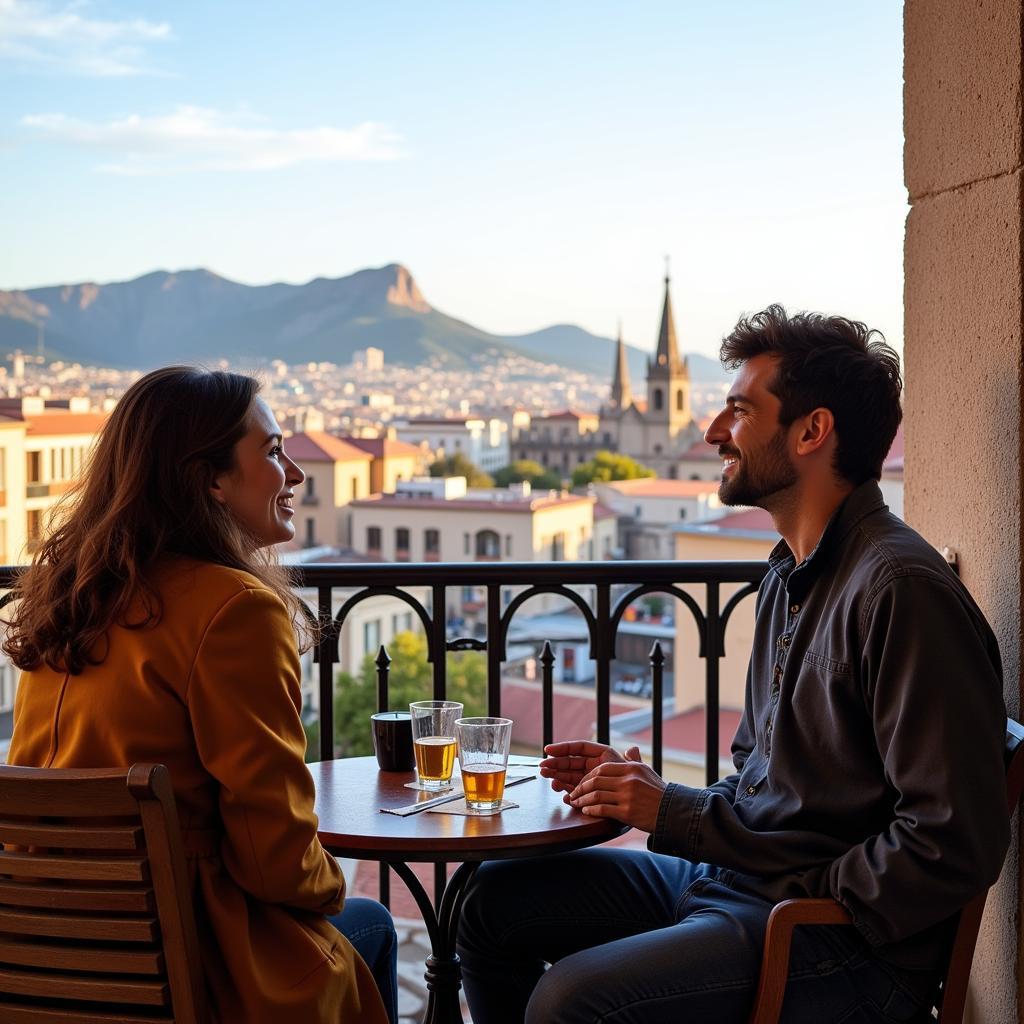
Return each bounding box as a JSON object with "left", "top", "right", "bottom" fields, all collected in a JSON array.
[
  {"left": 455, "top": 717, "right": 513, "bottom": 811},
  {"left": 409, "top": 700, "right": 463, "bottom": 789}
]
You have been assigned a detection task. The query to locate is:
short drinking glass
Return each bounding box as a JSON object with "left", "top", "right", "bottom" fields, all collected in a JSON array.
[
  {"left": 456, "top": 717, "right": 513, "bottom": 811},
  {"left": 409, "top": 700, "right": 463, "bottom": 790}
]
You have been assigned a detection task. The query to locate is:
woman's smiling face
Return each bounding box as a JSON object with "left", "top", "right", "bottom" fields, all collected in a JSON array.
[{"left": 211, "top": 398, "right": 304, "bottom": 547}]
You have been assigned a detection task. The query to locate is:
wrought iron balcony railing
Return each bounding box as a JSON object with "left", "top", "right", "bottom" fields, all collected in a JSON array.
[{"left": 297, "top": 559, "right": 767, "bottom": 785}]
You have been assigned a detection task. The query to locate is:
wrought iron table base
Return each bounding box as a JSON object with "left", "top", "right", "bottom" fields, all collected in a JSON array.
[{"left": 390, "top": 860, "right": 480, "bottom": 1024}]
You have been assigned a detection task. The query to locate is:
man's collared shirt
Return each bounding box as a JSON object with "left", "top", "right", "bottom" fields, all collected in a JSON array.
[{"left": 651, "top": 481, "right": 1009, "bottom": 968}]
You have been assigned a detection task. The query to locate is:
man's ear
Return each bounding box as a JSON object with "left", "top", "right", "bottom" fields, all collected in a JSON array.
[{"left": 794, "top": 407, "right": 835, "bottom": 456}]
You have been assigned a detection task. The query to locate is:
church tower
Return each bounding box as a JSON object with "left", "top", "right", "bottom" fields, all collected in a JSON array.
[
  {"left": 645, "top": 270, "right": 691, "bottom": 437},
  {"left": 608, "top": 323, "right": 633, "bottom": 411}
]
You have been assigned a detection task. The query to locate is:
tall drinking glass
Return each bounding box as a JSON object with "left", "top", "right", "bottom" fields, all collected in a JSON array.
[
  {"left": 409, "top": 700, "right": 463, "bottom": 789},
  {"left": 456, "top": 717, "right": 513, "bottom": 811}
]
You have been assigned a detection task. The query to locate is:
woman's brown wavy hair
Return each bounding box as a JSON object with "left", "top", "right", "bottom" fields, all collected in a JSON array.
[{"left": 3, "top": 365, "right": 312, "bottom": 674}]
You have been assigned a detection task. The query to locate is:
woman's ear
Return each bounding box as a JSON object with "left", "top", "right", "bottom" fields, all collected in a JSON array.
[{"left": 209, "top": 474, "right": 229, "bottom": 505}]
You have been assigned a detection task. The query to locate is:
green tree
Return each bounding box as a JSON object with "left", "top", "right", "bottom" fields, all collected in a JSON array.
[
  {"left": 493, "top": 460, "right": 562, "bottom": 490},
  {"left": 322, "top": 630, "right": 488, "bottom": 758},
  {"left": 571, "top": 450, "right": 656, "bottom": 487},
  {"left": 428, "top": 452, "right": 494, "bottom": 488}
]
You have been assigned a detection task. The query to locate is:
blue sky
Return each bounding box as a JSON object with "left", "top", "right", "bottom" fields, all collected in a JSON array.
[{"left": 0, "top": 1, "right": 905, "bottom": 359}]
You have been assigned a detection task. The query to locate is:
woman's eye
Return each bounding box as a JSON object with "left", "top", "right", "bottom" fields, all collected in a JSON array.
[{"left": 269, "top": 445, "right": 283, "bottom": 457}]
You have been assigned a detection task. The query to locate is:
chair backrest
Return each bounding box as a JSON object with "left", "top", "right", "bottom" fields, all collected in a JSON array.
[
  {"left": 0, "top": 762, "right": 210, "bottom": 1023},
  {"left": 936, "top": 717, "right": 1024, "bottom": 1023}
]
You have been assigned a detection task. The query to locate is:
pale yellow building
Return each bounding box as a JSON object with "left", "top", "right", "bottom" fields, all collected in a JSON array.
[
  {"left": 671, "top": 507, "right": 778, "bottom": 715},
  {"left": 285, "top": 432, "right": 373, "bottom": 549},
  {"left": 350, "top": 477, "right": 612, "bottom": 625},
  {"left": 341, "top": 436, "right": 424, "bottom": 495},
  {"left": 0, "top": 400, "right": 107, "bottom": 753},
  {"left": 23, "top": 411, "right": 107, "bottom": 556},
  {"left": 0, "top": 417, "right": 28, "bottom": 565}
]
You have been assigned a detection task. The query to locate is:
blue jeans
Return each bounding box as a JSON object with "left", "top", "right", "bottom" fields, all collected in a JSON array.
[
  {"left": 328, "top": 897, "right": 398, "bottom": 1024},
  {"left": 456, "top": 848, "right": 940, "bottom": 1024}
]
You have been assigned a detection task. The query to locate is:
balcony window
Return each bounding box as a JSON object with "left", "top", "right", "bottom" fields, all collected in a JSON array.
[
  {"left": 475, "top": 529, "right": 500, "bottom": 560},
  {"left": 396, "top": 527, "right": 410, "bottom": 561},
  {"left": 26, "top": 508, "right": 41, "bottom": 551},
  {"left": 367, "top": 526, "right": 382, "bottom": 553},
  {"left": 551, "top": 533, "right": 564, "bottom": 561},
  {"left": 351, "top": 478, "right": 359, "bottom": 501},
  {"left": 26, "top": 451, "right": 41, "bottom": 485},
  {"left": 677, "top": 389, "right": 685, "bottom": 411},
  {"left": 304, "top": 518, "right": 316, "bottom": 547},
  {"left": 425, "top": 528, "right": 440, "bottom": 561}
]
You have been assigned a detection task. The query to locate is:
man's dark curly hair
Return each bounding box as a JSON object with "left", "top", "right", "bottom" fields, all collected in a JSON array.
[{"left": 720, "top": 305, "right": 902, "bottom": 485}]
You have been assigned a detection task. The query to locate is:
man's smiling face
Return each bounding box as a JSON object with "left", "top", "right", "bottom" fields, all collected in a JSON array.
[{"left": 704, "top": 353, "right": 798, "bottom": 508}]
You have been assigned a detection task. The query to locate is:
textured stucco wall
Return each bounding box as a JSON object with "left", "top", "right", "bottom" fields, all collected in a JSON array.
[{"left": 904, "top": 3, "right": 1022, "bottom": 1021}]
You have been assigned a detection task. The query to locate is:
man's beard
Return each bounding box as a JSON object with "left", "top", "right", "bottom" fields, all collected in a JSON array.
[{"left": 719, "top": 428, "right": 798, "bottom": 507}]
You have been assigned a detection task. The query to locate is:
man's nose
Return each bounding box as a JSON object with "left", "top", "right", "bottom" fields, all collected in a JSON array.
[{"left": 704, "top": 413, "right": 729, "bottom": 447}]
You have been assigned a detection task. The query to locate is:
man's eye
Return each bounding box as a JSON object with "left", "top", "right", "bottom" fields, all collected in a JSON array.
[{"left": 269, "top": 445, "right": 283, "bottom": 457}]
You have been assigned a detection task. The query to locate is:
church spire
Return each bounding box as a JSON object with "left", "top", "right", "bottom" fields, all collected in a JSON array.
[
  {"left": 610, "top": 321, "right": 632, "bottom": 411},
  {"left": 654, "top": 266, "right": 683, "bottom": 374}
]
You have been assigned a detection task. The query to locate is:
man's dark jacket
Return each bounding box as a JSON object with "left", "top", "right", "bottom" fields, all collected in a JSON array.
[{"left": 650, "top": 481, "right": 1009, "bottom": 969}]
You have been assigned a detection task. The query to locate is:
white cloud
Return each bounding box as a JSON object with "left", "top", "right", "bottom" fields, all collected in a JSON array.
[
  {"left": 0, "top": 0, "right": 171, "bottom": 76},
  {"left": 21, "top": 105, "right": 406, "bottom": 172}
]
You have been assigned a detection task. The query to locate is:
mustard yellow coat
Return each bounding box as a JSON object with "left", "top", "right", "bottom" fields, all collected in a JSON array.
[{"left": 9, "top": 558, "right": 388, "bottom": 1024}]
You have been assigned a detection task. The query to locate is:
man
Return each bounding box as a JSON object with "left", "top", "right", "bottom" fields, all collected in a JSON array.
[{"left": 456, "top": 306, "right": 1010, "bottom": 1024}]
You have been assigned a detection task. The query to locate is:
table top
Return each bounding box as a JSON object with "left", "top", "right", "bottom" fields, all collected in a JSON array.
[{"left": 310, "top": 756, "right": 626, "bottom": 862}]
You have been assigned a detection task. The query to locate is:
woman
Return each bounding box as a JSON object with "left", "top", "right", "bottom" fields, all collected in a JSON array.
[{"left": 5, "top": 366, "right": 396, "bottom": 1024}]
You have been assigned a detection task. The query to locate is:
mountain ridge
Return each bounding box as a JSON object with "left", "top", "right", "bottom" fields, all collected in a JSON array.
[{"left": 0, "top": 264, "right": 728, "bottom": 383}]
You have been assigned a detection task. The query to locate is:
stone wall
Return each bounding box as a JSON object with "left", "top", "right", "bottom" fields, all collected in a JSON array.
[{"left": 904, "top": 2, "right": 1022, "bottom": 1021}]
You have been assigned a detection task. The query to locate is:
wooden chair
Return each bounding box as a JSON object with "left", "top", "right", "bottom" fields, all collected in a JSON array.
[
  {"left": 748, "top": 718, "right": 1024, "bottom": 1024},
  {"left": 0, "top": 763, "right": 210, "bottom": 1023}
]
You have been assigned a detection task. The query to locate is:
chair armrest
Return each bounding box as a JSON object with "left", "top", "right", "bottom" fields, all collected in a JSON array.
[{"left": 748, "top": 899, "right": 853, "bottom": 1024}]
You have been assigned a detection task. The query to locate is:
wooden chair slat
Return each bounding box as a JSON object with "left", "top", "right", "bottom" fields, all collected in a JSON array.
[
  {"left": 0, "top": 966, "right": 169, "bottom": 1006},
  {"left": 0, "top": 880, "right": 154, "bottom": 913},
  {"left": 0, "top": 762, "right": 210, "bottom": 1023},
  {"left": 0, "top": 770, "right": 142, "bottom": 817},
  {"left": 0, "top": 822, "right": 144, "bottom": 851},
  {"left": 0, "top": 1002, "right": 174, "bottom": 1024},
  {"left": 0, "top": 907, "right": 158, "bottom": 943},
  {"left": 0, "top": 852, "right": 149, "bottom": 882},
  {"left": 0, "top": 938, "right": 164, "bottom": 975}
]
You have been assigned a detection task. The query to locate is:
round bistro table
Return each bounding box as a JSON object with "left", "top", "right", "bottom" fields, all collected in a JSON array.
[{"left": 309, "top": 756, "right": 626, "bottom": 1024}]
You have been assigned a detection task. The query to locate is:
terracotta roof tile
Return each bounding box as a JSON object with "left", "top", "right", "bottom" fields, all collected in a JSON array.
[{"left": 286, "top": 432, "right": 373, "bottom": 463}]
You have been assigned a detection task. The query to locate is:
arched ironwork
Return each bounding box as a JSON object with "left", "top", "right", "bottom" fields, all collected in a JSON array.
[
  {"left": 497, "top": 584, "right": 599, "bottom": 661},
  {"left": 332, "top": 586, "right": 437, "bottom": 662},
  {"left": 608, "top": 583, "right": 707, "bottom": 658}
]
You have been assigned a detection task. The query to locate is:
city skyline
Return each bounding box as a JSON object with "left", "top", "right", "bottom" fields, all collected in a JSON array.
[{"left": 1, "top": 2, "right": 904, "bottom": 358}]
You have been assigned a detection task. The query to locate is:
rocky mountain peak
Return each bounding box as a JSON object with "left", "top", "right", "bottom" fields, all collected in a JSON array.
[{"left": 385, "top": 264, "right": 431, "bottom": 313}]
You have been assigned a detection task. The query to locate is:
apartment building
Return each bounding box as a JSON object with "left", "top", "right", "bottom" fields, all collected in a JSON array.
[
  {"left": 284, "top": 432, "right": 373, "bottom": 548},
  {"left": 341, "top": 435, "right": 424, "bottom": 494},
  {"left": 671, "top": 507, "right": 779, "bottom": 714},
  {"left": 349, "top": 476, "right": 616, "bottom": 627},
  {"left": 24, "top": 411, "right": 107, "bottom": 554},
  {"left": 0, "top": 398, "right": 107, "bottom": 756},
  {"left": 512, "top": 409, "right": 601, "bottom": 478},
  {"left": 394, "top": 417, "right": 510, "bottom": 474},
  {"left": 592, "top": 477, "right": 724, "bottom": 559}
]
